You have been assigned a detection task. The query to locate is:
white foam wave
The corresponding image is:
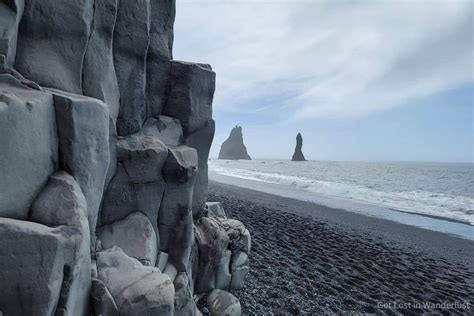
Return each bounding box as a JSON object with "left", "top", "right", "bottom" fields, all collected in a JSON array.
[{"left": 209, "top": 162, "right": 474, "bottom": 225}]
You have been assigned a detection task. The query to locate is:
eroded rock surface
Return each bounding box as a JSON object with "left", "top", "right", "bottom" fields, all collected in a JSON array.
[
  {"left": 97, "top": 247, "right": 175, "bottom": 315},
  {"left": 15, "top": 0, "right": 94, "bottom": 94},
  {"left": 97, "top": 212, "right": 158, "bottom": 266},
  {"left": 0, "top": 0, "right": 24, "bottom": 66},
  {"left": 0, "top": 0, "right": 249, "bottom": 314},
  {"left": 0, "top": 73, "right": 57, "bottom": 219}
]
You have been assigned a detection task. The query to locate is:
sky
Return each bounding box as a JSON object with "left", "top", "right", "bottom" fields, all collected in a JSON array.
[{"left": 173, "top": 0, "right": 473, "bottom": 163}]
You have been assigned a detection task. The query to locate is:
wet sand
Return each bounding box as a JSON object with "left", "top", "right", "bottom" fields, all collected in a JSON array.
[{"left": 208, "top": 181, "right": 474, "bottom": 315}]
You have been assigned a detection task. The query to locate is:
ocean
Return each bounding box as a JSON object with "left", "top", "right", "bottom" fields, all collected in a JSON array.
[{"left": 209, "top": 159, "right": 474, "bottom": 237}]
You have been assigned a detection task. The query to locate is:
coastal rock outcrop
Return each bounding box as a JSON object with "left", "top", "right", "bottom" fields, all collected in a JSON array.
[
  {"left": 0, "top": 0, "right": 250, "bottom": 314},
  {"left": 292, "top": 132, "right": 307, "bottom": 161},
  {"left": 218, "top": 125, "right": 251, "bottom": 160}
]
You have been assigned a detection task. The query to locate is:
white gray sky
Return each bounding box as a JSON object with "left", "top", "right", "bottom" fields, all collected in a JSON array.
[{"left": 173, "top": 0, "right": 473, "bottom": 162}]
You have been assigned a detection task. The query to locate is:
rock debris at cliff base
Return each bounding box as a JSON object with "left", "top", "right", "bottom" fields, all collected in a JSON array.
[{"left": 0, "top": 0, "right": 250, "bottom": 315}]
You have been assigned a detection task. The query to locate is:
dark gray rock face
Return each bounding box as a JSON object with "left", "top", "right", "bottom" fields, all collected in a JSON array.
[
  {"left": 292, "top": 132, "right": 307, "bottom": 161},
  {"left": 0, "top": 0, "right": 24, "bottom": 66},
  {"left": 218, "top": 126, "right": 251, "bottom": 160},
  {"left": 113, "top": 0, "right": 151, "bottom": 136},
  {"left": 82, "top": 0, "right": 120, "bottom": 122},
  {"left": 0, "top": 219, "right": 76, "bottom": 315},
  {"left": 186, "top": 119, "right": 215, "bottom": 217},
  {"left": 15, "top": 0, "right": 94, "bottom": 94},
  {"left": 159, "top": 146, "right": 198, "bottom": 272},
  {"left": 146, "top": 0, "right": 176, "bottom": 117},
  {"left": 51, "top": 89, "right": 110, "bottom": 250},
  {"left": 0, "top": 0, "right": 250, "bottom": 314},
  {"left": 29, "top": 172, "right": 91, "bottom": 315},
  {"left": 163, "top": 61, "right": 215, "bottom": 135},
  {"left": 0, "top": 73, "right": 57, "bottom": 219}
]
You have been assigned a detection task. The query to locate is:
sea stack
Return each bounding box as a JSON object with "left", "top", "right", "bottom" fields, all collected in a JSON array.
[
  {"left": 292, "top": 133, "right": 307, "bottom": 161},
  {"left": 219, "top": 126, "right": 251, "bottom": 160}
]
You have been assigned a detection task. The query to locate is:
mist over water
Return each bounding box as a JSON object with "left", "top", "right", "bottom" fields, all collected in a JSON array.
[{"left": 209, "top": 159, "right": 474, "bottom": 225}]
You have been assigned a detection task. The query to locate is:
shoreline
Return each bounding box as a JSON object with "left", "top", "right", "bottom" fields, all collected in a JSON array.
[
  {"left": 208, "top": 181, "right": 474, "bottom": 314},
  {"left": 209, "top": 180, "right": 473, "bottom": 267},
  {"left": 209, "top": 171, "right": 474, "bottom": 241}
]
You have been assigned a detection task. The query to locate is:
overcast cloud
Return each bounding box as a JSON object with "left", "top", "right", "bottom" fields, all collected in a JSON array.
[{"left": 173, "top": 0, "right": 473, "bottom": 120}]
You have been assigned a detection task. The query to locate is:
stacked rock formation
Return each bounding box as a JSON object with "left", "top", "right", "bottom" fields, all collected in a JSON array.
[
  {"left": 292, "top": 133, "right": 307, "bottom": 161},
  {"left": 218, "top": 126, "right": 251, "bottom": 160},
  {"left": 0, "top": 1, "right": 250, "bottom": 315}
]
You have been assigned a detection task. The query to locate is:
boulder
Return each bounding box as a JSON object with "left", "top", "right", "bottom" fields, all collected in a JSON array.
[
  {"left": 193, "top": 216, "right": 250, "bottom": 293},
  {"left": 101, "top": 164, "right": 166, "bottom": 236},
  {"left": 146, "top": 0, "right": 176, "bottom": 117},
  {"left": 117, "top": 131, "right": 169, "bottom": 183},
  {"left": 0, "top": 218, "right": 86, "bottom": 315},
  {"left": 218, "top": 126, "right": 251, "bottom": 160},
  {"left": 163, "top": 61, "right": 215, "bottom": 135},
  {"left": 205, "top": 201, "right": 227, "bottom": 219},
  {"left": 158, "top": 146, "right": 198, "bottom": 272},
  {"left": 82, "top": 0, "right": 120, "bottom": 123},
  {"left": 186, "top": 120, "right": 215, "bottom": 216},
  {"left": 15, "top": 0, "right": 94, "bottom": 94},
  {"left": 0, "top": 73, "right": 57, "bottom": 219},
  {"left": 291, "top": 132, "right": 307, "bottom": 161},
  {"left": 143, "top": 115, "right": 184, "bottom": 147},
  {"left": 97, "top": 212, "right": 158, "bottom": 266},
  {"left": 29, "top": 171, "right": 92, "bottom": 315},
  {"left": 102, "top": 128, "right": 169, "bottom": 235},
  {"left": 113, "top": 0, "right": 151, "bottom": 135},
  {"left": 51, "top": 89, "right": 110, "bottom": 250},
  {"left": 230, "top": 253, "right": 249, "bottom": 291},
  {"left": 91, "top": 278, "right": 119, "bottom": 316},
  {"left": 30, "top": 171, "right": 88, "bottom": 228},
  {"left": 97, "top": 247, "right": 175, "bottom": 315},
  {"left": 100, "top": 163, "right": 137, "bottom": 224},
  {"left": 0, "top": 0, "right": 24, "bottom": 66},
  {"left": 193, "top": 217, "right": 230, "bottom": 292},
  {"left": 207, "top": 290, "right": 241, "bottom": 316}
]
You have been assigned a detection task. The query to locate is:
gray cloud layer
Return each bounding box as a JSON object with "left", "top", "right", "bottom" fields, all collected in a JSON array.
[{"left": 174, "top": 0, "right": 473, "bottom": 119}]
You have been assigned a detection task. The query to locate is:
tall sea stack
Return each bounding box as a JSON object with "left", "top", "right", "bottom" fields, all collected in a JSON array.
[
  {"left": 0, "top": 1, "right": 249, "bottom": 315},
  {"left": 292, "top": 133, "right": 307, "bottom": 161},
  {"left": 219, "top": 125, "right": 251, "bottom": 160}
]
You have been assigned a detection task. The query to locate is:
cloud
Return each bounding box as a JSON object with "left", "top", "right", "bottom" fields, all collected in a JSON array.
[{"left": 173, "top": 0, "right": 473, "bottom": 120}]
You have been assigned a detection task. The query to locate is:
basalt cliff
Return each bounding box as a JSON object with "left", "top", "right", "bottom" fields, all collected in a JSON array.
[{"left": 0, "top": 0, "right": 249, "bottom": 315}]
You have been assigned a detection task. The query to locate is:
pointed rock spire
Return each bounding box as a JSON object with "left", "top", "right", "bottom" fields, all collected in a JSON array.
[{"left": 292, "top": 132, "right": 306, "bottom": 161}]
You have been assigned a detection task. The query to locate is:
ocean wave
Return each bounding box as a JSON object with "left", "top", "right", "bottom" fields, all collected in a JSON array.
[{"left": 209, "top": 162, "right": 474, "bottom": 225}]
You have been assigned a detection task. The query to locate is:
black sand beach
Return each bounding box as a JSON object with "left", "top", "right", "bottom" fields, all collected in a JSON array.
[{"left": 208, "top": 181, "right": 474, "bottom": 315}]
